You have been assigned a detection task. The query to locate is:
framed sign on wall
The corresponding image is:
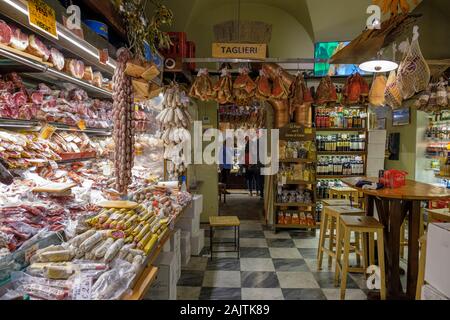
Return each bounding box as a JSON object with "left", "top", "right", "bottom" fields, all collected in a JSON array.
[{"left": 392, "top": 108, "right": 410, "bottom": 127}]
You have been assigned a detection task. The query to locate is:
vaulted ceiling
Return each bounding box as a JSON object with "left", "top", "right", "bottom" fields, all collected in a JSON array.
[{"left": 159, "top": 0, "right": 423, "bottom": 42}]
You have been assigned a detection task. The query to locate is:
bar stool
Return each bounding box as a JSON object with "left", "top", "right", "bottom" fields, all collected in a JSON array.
[
  {"left": 317, "top": 206, "right": 365, "bottom": 270},
  {"left": 322, "top": 199, "right": 352, "bottom": 207},
  {"left": 335, "top": 215, "right": 386, "bottom": 300},
  {"left": 209, "top": 216, "right": 240, "bottom": 260},
  {"left": 329, "top": 186, "right": 359, "bottom": 207}
]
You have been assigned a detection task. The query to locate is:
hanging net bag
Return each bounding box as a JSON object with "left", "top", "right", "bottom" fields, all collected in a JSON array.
[{"left": 397, "top": 27, "right": 430, "bottom": 99}]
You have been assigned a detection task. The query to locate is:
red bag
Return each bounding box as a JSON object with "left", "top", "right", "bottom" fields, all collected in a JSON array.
[{"left": 380, "top": 170, "right": 407, "bottom": 188}]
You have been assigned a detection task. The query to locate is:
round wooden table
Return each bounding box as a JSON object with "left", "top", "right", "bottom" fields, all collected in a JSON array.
[{"left": 342, "top": 177, "right": 450, "bottom": 300}]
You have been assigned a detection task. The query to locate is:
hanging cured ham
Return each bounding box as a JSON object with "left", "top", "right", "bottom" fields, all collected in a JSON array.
[
  {"left": 255, "top": 69, "right": 272, "bottom": 100},
  {"left": 233, "top": 68, "right": 256, "bottom": 98},
  {"left": 189, "top": 68, "right": 214, "bottom": 101},
  {"left": 212, "top": 68, "right": 233, "bottom": 105},
  {"left": 315, "top": 76, "right": 338, "bottom": 105},
  {"left": 369, "top": 74, "right": 387, "bottom": 107},
  {"left": 343, "top": 73, "right": 369, "bottom": 105}
]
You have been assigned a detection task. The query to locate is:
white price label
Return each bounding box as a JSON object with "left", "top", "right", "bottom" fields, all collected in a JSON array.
[
  {"left": 49, "top": 160, "right": 58, "bottom": 170},
  {"left": 72, "top": 276, "right": 92, "bottom": 300},
  {"left": 24, "top": 244, "right": 39, "bottom": 263}
]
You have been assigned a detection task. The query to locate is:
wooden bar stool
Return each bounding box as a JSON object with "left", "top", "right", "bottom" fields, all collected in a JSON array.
[
  {"left": 209, "top": 216, "right": 240, "bottom": 260},
  {"left": 335, "top": 215, "right": 386, "bottom": 300},
  {"left": 317, "top": 206, "right": 365, "bottom": 270},
  {"left": 322, "top": 199, "right": 352, "bottom": 207},
  {"left": 329, "top": 186, "right": 359, "bottom": 207}
]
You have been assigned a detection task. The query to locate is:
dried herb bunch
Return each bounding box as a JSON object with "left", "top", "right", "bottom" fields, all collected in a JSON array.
[{"left": 113, "top": 0, "right": 173, "bottom": 59}]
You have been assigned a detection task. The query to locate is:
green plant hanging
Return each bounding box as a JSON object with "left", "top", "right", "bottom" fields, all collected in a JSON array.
[{"left": 113, "top": 0, "right": 173, "bottom": 60}]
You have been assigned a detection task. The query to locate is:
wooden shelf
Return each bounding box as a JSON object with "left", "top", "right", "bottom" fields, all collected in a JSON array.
[
  {"left": 284, "top": 180, "right": 316, "bottom": 185},
  {"left": 279, "top": 158, "right": 316, "bottom": 163},
  {"left": 275, "top": 223, "right": 319, "bottom": 229},
  {"left": 435, "top": 174, "right": 450, "bottom": 179},
  {"left": 317, "top": 175, "right": 362, "bottom": 179},
  {"left": 316, "top": 128, "right": 366, "bottom": 132},
  {"left": 317, "top": 151, "right": 366, "bottom": 156},
  {"left": 275, "top": 203, "right": 314, "bottom": 207},
  {"left": 122, "top": 266, "right": 158, "bottom": 300}
]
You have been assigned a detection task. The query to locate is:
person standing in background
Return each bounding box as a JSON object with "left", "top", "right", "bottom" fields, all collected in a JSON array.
[
  {"left": 219, "top": 138, "right": 233, "bottom": 193},
  {"left": 254, "top": 130, "right": 265, "bottom": 199},
  {"left": 243, "top": 136, "right": 257, "bottom": 196}
]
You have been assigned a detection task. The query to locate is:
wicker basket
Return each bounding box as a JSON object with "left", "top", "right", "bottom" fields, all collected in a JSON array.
[{"left": 213, "top": 20, "right": 272, "bottom": 44}]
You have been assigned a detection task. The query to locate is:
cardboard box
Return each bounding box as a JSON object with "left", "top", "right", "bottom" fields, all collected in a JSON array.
[
  {"left": 180, "top": 231, "right": 191, "bottom": 266},
  {"left": 421, "top": 284, "right": 449, "bottom": 300},
  {"left": 177, "top": 214, "right": 200, "bottom": 235},
  {"left": 146, "top": 252, "right": 177, "bottom": 300},
  {"left": 183, "top": 195, "right": 203, "bottom": 218},
  {"left": 425, "top": 223, "right": 450, "bottom": 298},
  {"left": 171, "top": 229, "right": 182, "bottom": 281},
  {"left": 191, "top": 228, "right": 205, "bottom": 256}
]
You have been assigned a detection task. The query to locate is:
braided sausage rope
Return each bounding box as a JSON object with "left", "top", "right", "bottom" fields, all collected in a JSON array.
[{"left": 112, "top": 48, "right": 135, "bottom": 194}]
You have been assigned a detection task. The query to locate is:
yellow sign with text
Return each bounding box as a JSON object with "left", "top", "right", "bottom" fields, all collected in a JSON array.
[
  {"left": 28, "top": 0, "right": 58, "bottom": 39},
  {"left": 212, "top": 43, "right": 267, "bottom": 60}
]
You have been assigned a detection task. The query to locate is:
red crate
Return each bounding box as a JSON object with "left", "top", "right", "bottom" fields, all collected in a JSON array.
[
  {"left": 186, "top": 41, "right": 196, "bottom": 71},
  {"left": 161, "top": 32, "right": 187, "bottom": 59}
]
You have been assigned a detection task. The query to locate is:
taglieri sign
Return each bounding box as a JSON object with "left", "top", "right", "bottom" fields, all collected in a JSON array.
[{"left": 212, "top": 43, "right": 267, "bottom": 60}]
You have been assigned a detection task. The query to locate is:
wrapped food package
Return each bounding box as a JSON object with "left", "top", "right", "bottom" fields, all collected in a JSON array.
[{"left": 26, "top": 35, "right": 50, "bottom": 61}]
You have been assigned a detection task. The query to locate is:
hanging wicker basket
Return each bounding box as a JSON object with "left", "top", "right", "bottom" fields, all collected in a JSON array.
[{"left": 213, "top": 20, "right": 272, "bottom": 44}]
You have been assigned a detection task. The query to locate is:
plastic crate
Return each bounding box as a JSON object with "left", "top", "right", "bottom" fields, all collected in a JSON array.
[
  {"left": 186, "top": 41, "right": 196, "bottom": 71},
  {"left": 161, "top": 32, "right": 187, "bottom": 59}
]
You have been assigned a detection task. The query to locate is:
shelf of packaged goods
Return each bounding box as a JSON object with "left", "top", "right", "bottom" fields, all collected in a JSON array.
[
  {"left": 0, "top": 118, "right": 112, "bottom": 135},
  {"left": 317, "top": 151, "right": 366, "bottom": 156},
  {"left": 317, "top": 175, "right": 362, "bottom": 179},
  {"left": 275, "top": 203, "right": 314, "bottom": 208},
  {"left": 315, "top": 128, "right": 366, "bottom": 132},
  {"left": 0, "top": 0, "right": 116, "bottom": 76},
  {"left": 275, "top": 224, "right": 319, "bottom": 229},
  {"left": 279, "top": 158, "right": 316, "bottom": 163},
  {"left": 0, "top": 46, "right": 113, "bottom": 99},
  {"left": 435, "top": 174, "right": 450, "bottom": 180}
]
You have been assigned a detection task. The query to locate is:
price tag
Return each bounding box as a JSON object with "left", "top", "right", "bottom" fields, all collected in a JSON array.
[
  {"left": 99, "top": 49, "right": 109, "bottom": 65},
  {"left": 49, "top": 160, "right": 58, "bottom": 170},
  {"left": 28, "top": 0, "right": 58, "bottom": 39},
  {"left": 77, "top": 119, "right": 86, "bottom": 131},
  {"left": 39, "top": 124, "right": 56, "bottom": 139},
  {"left": 72, "top": 276, "right": 92, "bottom": 300},
  {"left": 24, "top": 244, "right": 39, "bottom": 263}
]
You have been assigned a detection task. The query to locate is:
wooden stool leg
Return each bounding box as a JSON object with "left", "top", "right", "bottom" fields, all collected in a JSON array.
[
  {"left": 400, "top": 221, "right": 405, "bottom": 259},
  {"left": 377, "top": 229, "right": 386, "bottom": 300},
  {"left": 334, "top": 219, "right": 343, "bottom": 287},
  {"left": 210, "top": 226, "right": 213, "bottom": 260},
  {"left": 317, "top": 211, "right": 329, "bottom": 269},
  {"left": 340, "top": 228, "right": 351, "bottom": 300},
  {"left": 369, "top": 233, "right": 375, "bottom": 266},
  {"left": 355, "top": 232, "right": 361, "bottom": 267},
  {"left": 328, "top": 217, "right": 336, "bottom": 268},
  {"left": 361, "top": 233, "right": 368, "bottom": 275}
]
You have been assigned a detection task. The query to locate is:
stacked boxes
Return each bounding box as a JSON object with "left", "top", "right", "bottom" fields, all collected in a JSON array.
[
  {"left": 180, "top": 231, "right": 191, "bottom": 266},
  {"left": 146, "top": 252, "right": 177, "bottom": 300},
  {"left": 367, "top": 130, "right": 387, "bottom": 177}
]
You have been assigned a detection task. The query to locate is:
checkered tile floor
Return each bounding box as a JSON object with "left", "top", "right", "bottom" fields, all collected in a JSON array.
[{"left": 177, "top": 220, "right": 381, "bottom": 300}]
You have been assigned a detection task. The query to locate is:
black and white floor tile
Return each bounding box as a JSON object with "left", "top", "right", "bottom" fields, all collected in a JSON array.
[{"left": 177, "top": 220, "right": 385, "bottom": 300}]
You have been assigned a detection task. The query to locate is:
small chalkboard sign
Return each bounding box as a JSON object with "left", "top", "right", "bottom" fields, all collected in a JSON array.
[{"left": 279, "top": 123, "right": 315, "bottom": 141}]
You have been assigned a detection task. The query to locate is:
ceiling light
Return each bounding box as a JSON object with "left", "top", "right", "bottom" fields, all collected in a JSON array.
[{"left": 359, "top": 60, "right": 398, "bottom": 73}]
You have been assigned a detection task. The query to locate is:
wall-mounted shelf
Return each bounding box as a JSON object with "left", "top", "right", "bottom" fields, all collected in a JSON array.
[
  {"left": 316, "top": 128, "right": 366, "bottom": 132},
  {"left": 0, "top": 118, "right": 112, "bottom": 135},
  {"left": 317, "top": 151, "right": 366, "bottom": 156},
  {"left": 0, "top": 46, "right": 112, "bottom": 99},
  {"left": 279, "top": 158, "right": 316, "bottom": 163}
]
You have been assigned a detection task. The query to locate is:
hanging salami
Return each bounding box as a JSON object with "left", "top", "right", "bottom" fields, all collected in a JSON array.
[{"left": 112, "top": 48, "right": 135, "bottom": 194}]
